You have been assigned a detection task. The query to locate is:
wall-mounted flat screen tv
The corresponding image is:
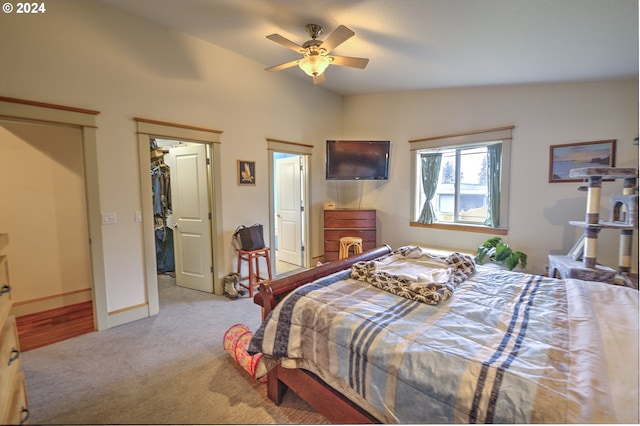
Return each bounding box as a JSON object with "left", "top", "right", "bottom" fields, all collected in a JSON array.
[{"left": 326, "top": 140, "right": 390, "bottom": 180}]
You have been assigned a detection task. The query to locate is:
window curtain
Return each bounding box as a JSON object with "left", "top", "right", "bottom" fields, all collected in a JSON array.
[
  {"left": 484, "top": 143, "right": 502, "bottom": 227},
  {"left": 417, "top": 153, "right": 442, "bottom": 224}
]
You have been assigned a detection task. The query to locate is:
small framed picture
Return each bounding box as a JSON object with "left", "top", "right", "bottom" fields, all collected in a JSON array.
[
  {"left": 548, "top": 140, "right": 616, "bottom": 183},
  {"left": 237, "top": 160, "right": 256, "bottom": 186}
]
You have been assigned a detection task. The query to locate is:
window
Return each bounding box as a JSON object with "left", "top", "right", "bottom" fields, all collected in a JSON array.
[{"left": 410, "top": 126, "right": 513, "bottom": 232}]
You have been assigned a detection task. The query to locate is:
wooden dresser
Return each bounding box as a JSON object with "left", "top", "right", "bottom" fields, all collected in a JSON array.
[
  {"left": 0, "top": 234, "right": 29, "bottom": 425},
  {"left": 324, "top": 209, "right": 377, "bottom": 262}
]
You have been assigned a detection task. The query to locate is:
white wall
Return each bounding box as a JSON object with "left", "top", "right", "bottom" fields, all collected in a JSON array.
[
  {"left": 341, "top": 80, "right": 639, "bottom": 275},
  {"left": 0, "top": 0, "right": 344, "bottom": 315}
]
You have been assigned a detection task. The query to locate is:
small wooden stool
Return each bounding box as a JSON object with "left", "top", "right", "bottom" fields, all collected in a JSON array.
[
  {"left": 339, "top": 237, "right": 363, "bottom": 259},
  {"left": 237, "top": 248, "right": 272, "bottom": 297}
]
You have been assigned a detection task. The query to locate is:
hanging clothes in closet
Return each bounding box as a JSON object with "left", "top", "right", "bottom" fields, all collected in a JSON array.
[{"left": 151, "top": 158, "right": 175, "bottom": 273}]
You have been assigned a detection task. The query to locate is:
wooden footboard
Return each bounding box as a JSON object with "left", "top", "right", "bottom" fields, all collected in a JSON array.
[{"left": 253, "top": 246, "right": 392, "bottom": 423}]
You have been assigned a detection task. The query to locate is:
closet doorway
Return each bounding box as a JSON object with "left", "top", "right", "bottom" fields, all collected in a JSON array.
[
  {"left": 268, "top": 139, "right": 312, "bottom": 276},
  {"left": 136, "top": 118, "right": 223, "bottom": 315},
  {"left": 152, "top": 140, "right": 213, "bottom": 293}
]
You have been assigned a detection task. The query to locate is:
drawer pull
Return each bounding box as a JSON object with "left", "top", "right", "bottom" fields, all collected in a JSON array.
[
  {"left": 0, "top": 284, "right": 10, "bottom": 296},
  {"left": 8, "top": 348, "right": 20, "bottom": 365},
  {"left": 20, "top": 407, "right": 29, "bottom": 425}
]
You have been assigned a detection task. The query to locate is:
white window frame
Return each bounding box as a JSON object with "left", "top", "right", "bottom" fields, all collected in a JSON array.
[{"left": 409, "top": 126, "right": 513, "bottom": 233}]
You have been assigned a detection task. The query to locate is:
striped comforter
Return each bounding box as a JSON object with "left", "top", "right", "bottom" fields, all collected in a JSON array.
[{"left": 248, "top": 255, "right": 639, "bottom": 423}]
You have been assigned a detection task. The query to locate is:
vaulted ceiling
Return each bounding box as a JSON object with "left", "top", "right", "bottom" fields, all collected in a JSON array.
[{"left": 101, "top": 0, "right": 638, "bottom": 96}]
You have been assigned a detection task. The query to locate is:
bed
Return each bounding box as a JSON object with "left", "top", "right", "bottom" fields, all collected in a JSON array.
[{"left": 249, "top": 245, "right": 639, "bottom": 423}]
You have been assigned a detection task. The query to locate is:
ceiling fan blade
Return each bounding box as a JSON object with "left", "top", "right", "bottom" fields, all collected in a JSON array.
[
  {"left": 328, "top": 55, "right": 369, "bottom": 69},
  {"left": 265, "top": 59, "right": 300, "bottom": 72},
  {"left": 266, "top": 33, "right": 304, "bottom": 53},
  {"left": 312, "top": 73, "right": 325, "bottom": 85},
  {"left": 319, "top": 25, "right": 354, "bottom": 53}
]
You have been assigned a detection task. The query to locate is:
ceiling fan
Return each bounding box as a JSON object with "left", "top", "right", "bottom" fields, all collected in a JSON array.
[{"left": 265, "top": 24, "right": 369, "bottom": 85}]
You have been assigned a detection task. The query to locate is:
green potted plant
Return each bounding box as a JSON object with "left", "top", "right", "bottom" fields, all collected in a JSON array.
[{"left": 476, "top": 237, "right": 528, "bottom": 271}]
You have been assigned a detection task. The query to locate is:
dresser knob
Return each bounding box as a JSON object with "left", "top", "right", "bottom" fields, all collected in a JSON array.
[
  {"left": 8, "top": 348, "right": 19, "bottom": 366},
  {"left": 0, "top": 284, "right": 10, "bottom": 296}
]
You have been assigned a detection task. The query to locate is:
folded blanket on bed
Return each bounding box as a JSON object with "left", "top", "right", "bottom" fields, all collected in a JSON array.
[{"left": 350, "top": 246, "right": 476, "bottom": 304}]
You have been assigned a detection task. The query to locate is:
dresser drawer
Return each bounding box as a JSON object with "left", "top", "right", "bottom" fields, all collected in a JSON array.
[
  {"left": 1, "top": 370, "right": 28, "bottom": 426},
  {"left": 0, "top": 316, "right": 20, "bottom": 366},
  {"left": 324, "top": 209, "right": 375, "bottom": 229},
  {"left": 0, "top": 256, "right": 12, "bottom": 331},
  {"left": 0, "top": 316, "right": 21, "bottom": 420}
]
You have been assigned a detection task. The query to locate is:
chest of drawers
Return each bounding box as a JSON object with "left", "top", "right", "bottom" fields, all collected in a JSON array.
[
  {"left": 323, "top": 209, "right": 377, "bottom": 262},
  {"left": 0, "top": 235, "right": 29, "bottom": 425}
]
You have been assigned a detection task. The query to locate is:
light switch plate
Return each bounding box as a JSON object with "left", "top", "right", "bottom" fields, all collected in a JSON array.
[{"left": 102, "top": 212, "right": 117, "bottom": 225}]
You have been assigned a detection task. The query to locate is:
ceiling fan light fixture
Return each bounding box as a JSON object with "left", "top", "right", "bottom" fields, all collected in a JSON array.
[
  {"left": 298, "top": 55, "right": 331, "bottom": 77},
  {"left": 266, "top": 24, "right": 367, "bottom": 84}
]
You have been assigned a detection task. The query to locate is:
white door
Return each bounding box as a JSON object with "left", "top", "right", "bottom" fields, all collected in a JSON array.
[
  {"left": 276, "top": 156, "right": 302, "bottom": 266},
  {"left": 164, "top": 144, "right": 213, "bottom": 292}
]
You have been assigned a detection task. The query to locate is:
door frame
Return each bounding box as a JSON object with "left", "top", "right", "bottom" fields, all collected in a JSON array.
[
  {"left": 267, "top": 138, "right": 313, "bottom": 274},
  {"left": 136, "top": 118, "right": 223, "bottom": 313},
  {"left": 0, "top": 96, "right": 109, "bottom": 329}
]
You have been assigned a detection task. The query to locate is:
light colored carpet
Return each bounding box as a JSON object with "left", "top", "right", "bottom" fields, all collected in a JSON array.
[{"left": 21, "top": 274, "right": 330, "bottom": 424}]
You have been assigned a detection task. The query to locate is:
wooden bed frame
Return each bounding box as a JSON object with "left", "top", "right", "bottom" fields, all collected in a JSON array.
[{"left": 253, "top": 245, "right": 392, "bottom": 424}]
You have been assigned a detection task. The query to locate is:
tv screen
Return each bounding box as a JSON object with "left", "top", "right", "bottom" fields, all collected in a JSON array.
[{"left": 326, "top": 140, "right": 390, "bottom": 180}]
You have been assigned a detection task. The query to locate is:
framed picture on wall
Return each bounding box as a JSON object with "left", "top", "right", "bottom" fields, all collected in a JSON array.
[
  {"left": 548, "top": 139, "right": 616, "bottom": 183},
  {"left": 237, "top": 160, "right": 256, "bottom": 186}
]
